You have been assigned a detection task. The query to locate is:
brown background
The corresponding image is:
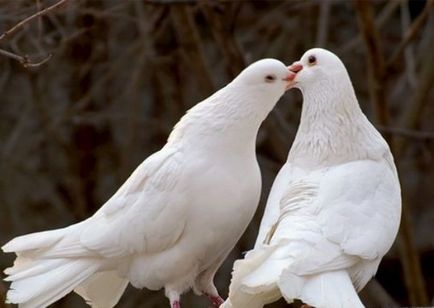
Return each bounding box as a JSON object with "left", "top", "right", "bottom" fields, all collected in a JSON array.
[{"left": 0, "top": 0, "right": 433, "bottom": 307}]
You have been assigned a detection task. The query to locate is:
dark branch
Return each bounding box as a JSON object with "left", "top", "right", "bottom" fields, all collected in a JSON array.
[
  {"left": 0, "top": 48, "right": 52, "bottom": 68},
  {"left": 0, "top": 0, "right": 69, "bottom": 42}
]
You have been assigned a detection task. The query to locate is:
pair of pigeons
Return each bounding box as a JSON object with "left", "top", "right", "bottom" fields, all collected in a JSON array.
[{"left": 3, "top": 48, "right": 401, "bottom": 308}]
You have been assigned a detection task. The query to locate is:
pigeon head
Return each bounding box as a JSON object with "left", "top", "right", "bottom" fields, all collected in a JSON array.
[
  {"left": 288, "top": 48, "right": 350, "bottom": 92},
  {"left": 232, "top": 59, "right": 295, "bottom": 97}
]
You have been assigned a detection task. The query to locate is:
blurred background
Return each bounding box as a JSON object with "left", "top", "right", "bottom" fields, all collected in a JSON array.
[{"left": 0, "top": 0, "right": 433, "bottom": 307}]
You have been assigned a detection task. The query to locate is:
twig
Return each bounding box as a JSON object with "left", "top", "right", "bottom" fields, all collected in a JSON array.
[
  {"left": 0, "top": 48, "right": 24, "bottom": 63},
  {"left": 386, "top": 0, "right": 434, "bottom": 73},
  {"left": 0, "top": 0, "right": 68, "bottom": 67},
  {"left": 0, "top": 48, "right": 52, "bottom": 67},
  {"left": 0, "top": 0, "right": 69, "bottom": 42}
]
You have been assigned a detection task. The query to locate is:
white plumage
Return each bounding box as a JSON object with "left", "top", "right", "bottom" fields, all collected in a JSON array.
[
  {"left": 222, "top": 48, "right": 401, "bottom": 308},
  {"left": 2, "top": 59, "right": 293, "bottom": 308}
]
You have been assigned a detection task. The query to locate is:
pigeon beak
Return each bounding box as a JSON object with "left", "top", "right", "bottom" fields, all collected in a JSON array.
[
  {"left": 288, "top": 62, "right": 303, "bottom": 74},
  {"left": 283, "top": 73, "right": 296, "bottom": 90},
  {"left": 283, "top": 62, "right": 303, "bottom": 90},
  {"left": 283, "top": 68, "right": 298, "bottom": 90}
]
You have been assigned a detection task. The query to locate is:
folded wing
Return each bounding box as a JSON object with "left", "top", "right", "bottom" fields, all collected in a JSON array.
[{"left": 225, "top": 159, "right": 400, "bottom": 308}]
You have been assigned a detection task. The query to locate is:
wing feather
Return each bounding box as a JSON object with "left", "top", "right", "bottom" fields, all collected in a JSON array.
[
  {"left": 79, "top": 147, "right": 187, "bottom": 258},
  {"left": 264, "top": 160, "right": 400, "bottom": 276},
  {"left": 42, "top": 147, "right": 188, "bottom": 259}
]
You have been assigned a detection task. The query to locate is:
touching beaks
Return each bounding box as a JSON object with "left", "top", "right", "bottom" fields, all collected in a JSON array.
[
  {"left": 283, "top": 62, "right": 303, "bottom": 90},
  {"left": 283, "top": 74, "right": 295, "bottom": 90},
  {"left": 282, "top": 67, "right": 297, "bottom": 90},
  {"left": 288, "top": 62, "right": 303, "bottom": 74}
]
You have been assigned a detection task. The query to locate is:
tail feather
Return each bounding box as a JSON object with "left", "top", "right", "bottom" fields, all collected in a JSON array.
[
  {"left": 4, "top": 259, "right": 64, "bottom": 281},
  {"left": 3, "top": 225, "right": 108, "bottom": 307},
  {"left": 279, "top": 270, "right": 365, "bottom": 308},
  {"left": 74, "top": 271, "right": 129, "bottom": 308},
  {"left": 4, "top": 256, "right": 32, "bottom": 276},
  {"left": 6, "top": 259, "right": 99, "bottom": 307},
  {"left": 223, "top": 247, "right": 282, "bottom": 308},
  {"left": 225, "top": 244, "right": 364, "bottom": 308},
  {"left": 2, "top": 229, "right": 65, "bottom": 254}
]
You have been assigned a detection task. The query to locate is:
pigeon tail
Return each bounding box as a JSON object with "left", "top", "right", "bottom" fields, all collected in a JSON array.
[
  {"left": 5, "top": 258, "right": 99, "bottom": 308},
  {"left": 2, "top": 225, "right": 128, "bottom": 307},
  {"left": 222, "top": 247, "right": 282, "bottom": 308},
  {"left": 278, "top": 269, "right": 365, "bottom": 308}
]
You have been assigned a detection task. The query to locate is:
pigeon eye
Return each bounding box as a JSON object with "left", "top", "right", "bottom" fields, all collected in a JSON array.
[
  {"left": 265, "top": 74, "right": 276, "bottom": 83},
  {"left": 308, "top": 55, "right": 317, "bottom": 66}
]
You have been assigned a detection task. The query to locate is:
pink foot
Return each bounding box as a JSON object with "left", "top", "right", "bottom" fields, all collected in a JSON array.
[
  {"left": 205, "top": 293, "right": 224, "bottom": 307},
  {"left": 172, "top": 300, "right": 181, "bottom": 308}
]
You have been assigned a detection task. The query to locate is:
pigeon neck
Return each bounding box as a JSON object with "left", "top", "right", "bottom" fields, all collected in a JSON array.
[
  {"left": 167, "top": 86, "right": 277, "bottom": 155},
  {"left": 288, "top": 81, "right": 388, "bottom": 169}
]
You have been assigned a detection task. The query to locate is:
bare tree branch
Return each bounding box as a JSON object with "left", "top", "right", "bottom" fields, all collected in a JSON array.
[
  {"left": 0, "top": 0, "right": 68, "bottom": 67},
  {"left": 0, "top": 48, "right": 52, "bottom": 67},
  {"left": 0, "top": 0, "right": 69, "bottom": 42}
]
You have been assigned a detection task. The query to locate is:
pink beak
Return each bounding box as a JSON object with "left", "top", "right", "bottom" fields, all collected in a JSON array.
[
  {"left": 288, "top": 61, "right": 303, "bottom": 74},
  {"left": 283, "top": 62, "right": 303, "bottom": 90}
]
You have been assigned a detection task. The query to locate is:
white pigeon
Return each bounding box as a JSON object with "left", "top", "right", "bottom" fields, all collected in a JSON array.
[
  {"left": 2, "top": 59, "right": 294, "bottom": 308},
  {"left": 221, "top": 48, "right": 402, "bottom": 308}
]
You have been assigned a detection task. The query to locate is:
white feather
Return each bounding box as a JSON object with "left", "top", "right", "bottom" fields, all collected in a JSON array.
[
  {"left": 224, "top": 48, "right": 401, "bottom": 308},
  {"left": 2, "top": 58, "right": 292, "bottom": 307},
  {"left": 74, "top": 271, "right": 129, "bottom": 308}
]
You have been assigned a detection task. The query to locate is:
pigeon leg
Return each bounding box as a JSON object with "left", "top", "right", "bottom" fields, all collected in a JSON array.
[
  {"left": 166, "top": 289, "right": 181, "bottom": 308},
  {"left": 204, "top": 292, "right": 224, "bottom": 307},
  {"left": 300, "top": 305, "right": 313, "bottom": 308}
]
